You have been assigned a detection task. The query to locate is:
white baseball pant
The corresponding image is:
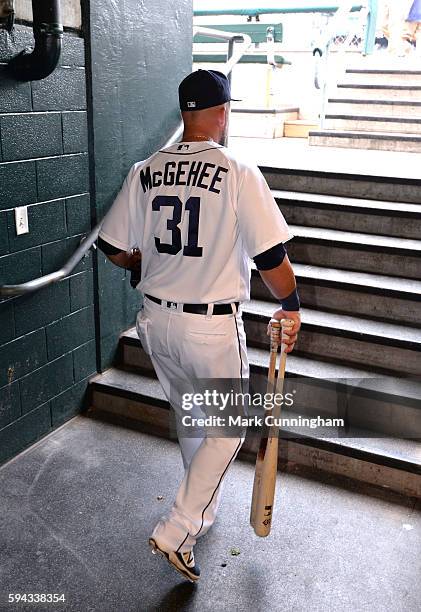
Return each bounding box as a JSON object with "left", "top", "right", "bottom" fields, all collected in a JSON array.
[{"left": 137, "top": 295, "right": 249, "bottom": 554}]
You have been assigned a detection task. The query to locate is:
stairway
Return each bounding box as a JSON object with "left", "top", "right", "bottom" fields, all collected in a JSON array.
[
  {"left": 87, "top": 167, "right": 421, "bottom": 498},
  {"left": 230, "top": 106, "right": 299, "bottom": 139},
  {"left": 309, "top": 68, "right": 421, "bottom": 153}
]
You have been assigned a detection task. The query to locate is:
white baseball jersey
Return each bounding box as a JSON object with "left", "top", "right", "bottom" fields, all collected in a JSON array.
[{"left": 98, "top": 140, "right": 293, "bottom": 303}]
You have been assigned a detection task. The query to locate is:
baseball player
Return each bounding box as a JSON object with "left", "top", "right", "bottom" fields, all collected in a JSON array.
[
  {"left": 381, "top": 0, "right": 414, "bottom": 55},
  {"left": 97, "top": 69, "right": 301, "bottom": 583}
]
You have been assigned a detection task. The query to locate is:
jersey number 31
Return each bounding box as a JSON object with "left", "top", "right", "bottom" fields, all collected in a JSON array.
[{"left": 152, "top": 195, "right": 203, "bottom": 257}]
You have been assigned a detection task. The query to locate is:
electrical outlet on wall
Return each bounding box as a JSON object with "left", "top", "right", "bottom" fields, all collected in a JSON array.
[{"left": 15, "top": 206, "right": 29, "bottom": 235}]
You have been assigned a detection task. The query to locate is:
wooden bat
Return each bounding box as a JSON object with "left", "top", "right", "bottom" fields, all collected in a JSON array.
[{"left": 250, "top": 317, "right": 294, "bottom": 537}]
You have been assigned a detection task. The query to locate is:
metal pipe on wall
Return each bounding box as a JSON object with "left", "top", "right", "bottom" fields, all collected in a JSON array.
[
  {"left": 0, "top": 0, "right": 15, "bottom": 31},
  {"left": 7, "top": 0, "right": 63, "bottom": 81}
]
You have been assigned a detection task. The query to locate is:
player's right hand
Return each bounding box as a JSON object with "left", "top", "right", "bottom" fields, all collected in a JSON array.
[
  {"left": 268, "top": 309, "right": 301, "bottom": 353},
  {"left": 127, "top": 248, "right": 142, "bottom": 273}
]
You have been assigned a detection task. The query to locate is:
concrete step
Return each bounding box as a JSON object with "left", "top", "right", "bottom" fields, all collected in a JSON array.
[
  {"left": 309, "top": 130, "right": 421, "bottom": 153},
  {"left": 119, "top": 326, "right": 421, "bottom": 382},
  {"left": 324, "top": 115, "right": 421, "bottom": 135},
  {"left": 231, "top": 107, "right": 299, "bottom": 115},
  {"left": 327, "top": 98, "right": 421, "bottom": 118},
  {"left": 336, "top": 83, "right": 421, "bottom": 101},
  {"left": 229, "top": 107, "right": 299, "bottom": 138},
  {"left": 250, "top": 264, "right": 421, "bottom": 327},
  {"left": 246, "top": 347, "right": 421, "bottom": 440},
  {"left": 273, "top": 189, "right": 421, "bottom": 239},
  {"left": 262, "top": 168, "right": 421, "bottom": 203},
  {"left": 88, "top": 368, "right": 170, "bottom": 438},
  {"left": 87, "top": 367, "right": 421, "bottom": 498},
  {"left": 286, "top": 225, "right": 421, "bottom": 280},
  {"left": 117, "top": 303, "right": 421, "bottom": 378},
  {"left": 345, "top": 68, "right": 421, "bottom": 86},
  {"left": 116, "top": 332, "right": 421, "bottom": 439},
  {"left": 283, "top": 119, "right": 318, "bottom": 138},
  {"left": 243, "top": 300, "right": 421, "bottom": 376}
]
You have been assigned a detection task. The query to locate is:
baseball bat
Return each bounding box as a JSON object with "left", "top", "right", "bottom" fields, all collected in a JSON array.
[
  {"left": 249, "top": 319, "right": 280, "bottom": 529},
  {"left": 250, "top": 318, "right": 294, "bottom": 537}
]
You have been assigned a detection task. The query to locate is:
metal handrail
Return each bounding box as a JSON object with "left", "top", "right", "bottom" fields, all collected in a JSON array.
[
  {"left": 194, "top": 26, "right": 252, "bottom": 74},
  {"left": 313, "top": 0, "right": 367, "bottom": 62},
  {"left": 0, "top": 27, "right": 252, "bottom": 298},
  {"left": 313, "top": 0, "right": 369, "bottom": 127},
  {"left": 0, "top": 224, "right": 101, "bottom": 297}
]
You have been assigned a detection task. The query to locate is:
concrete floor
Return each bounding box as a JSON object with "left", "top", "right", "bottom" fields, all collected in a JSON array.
[
  {"left": 0, "top": 416, "right": 420, "bottom": 612},
  {"left": 229, "top": 136, "right": 421, "bottom": 180}
]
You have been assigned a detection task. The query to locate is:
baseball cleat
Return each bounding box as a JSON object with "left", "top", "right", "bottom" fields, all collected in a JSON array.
[{"left": 149, "top": 537, "right": 200, "bottom": 583}]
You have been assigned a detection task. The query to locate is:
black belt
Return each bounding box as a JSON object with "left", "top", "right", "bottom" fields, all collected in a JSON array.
[{"left": 145, "top": 294, "right": 239, "bottom": 315}]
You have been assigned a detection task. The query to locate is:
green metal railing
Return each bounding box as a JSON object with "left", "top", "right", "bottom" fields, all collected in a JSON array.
[
  {"left": 194, "top": 1, "right": 379, "bottom": 127},
  {"left": 194, "top": 1, "right": 378, "bottom": 55},
  {"left": 194, "top": 3, "right": 364, "bottom": 17}
]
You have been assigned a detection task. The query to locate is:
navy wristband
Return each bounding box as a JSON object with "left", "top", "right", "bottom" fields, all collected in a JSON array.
[{"left": 280, "top": 288, "right": 300, "bottom": 311}]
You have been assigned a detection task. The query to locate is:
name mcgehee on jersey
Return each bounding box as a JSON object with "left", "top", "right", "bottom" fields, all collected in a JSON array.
[{"left": 139, "top": 160, "right": 229, "bottom": 194}]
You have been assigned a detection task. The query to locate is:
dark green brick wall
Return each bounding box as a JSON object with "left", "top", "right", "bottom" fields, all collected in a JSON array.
[
  {"left": 0, "top": 27, "right": 95, "bottom": 465},
  {"left": 0, "top": 0, "right": 193, "bottom": 465},
  {"left": 87, "top": 0, "right": 192, "bottom": 370}
]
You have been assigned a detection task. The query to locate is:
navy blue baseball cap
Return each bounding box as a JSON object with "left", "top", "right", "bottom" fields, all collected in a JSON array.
[{"left": 178, "top": 69, "right": 239, "bottom": 111}]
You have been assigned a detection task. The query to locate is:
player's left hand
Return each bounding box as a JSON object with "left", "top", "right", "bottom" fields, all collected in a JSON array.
[
  {"left": 127, "top": 248, "right": 142, "bottom": 273},
  {"left": 268, "top": 309, "right": 301, "bottom": 353}
]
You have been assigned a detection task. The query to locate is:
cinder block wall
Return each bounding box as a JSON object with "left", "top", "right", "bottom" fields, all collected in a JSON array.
[
  {"left": 0, "top": 0, "right": 192, "bottom": 465},
  {"left": 0, "top": 25, "right": 94, "bottom": 464},
  {"left": 87, "top": 0, "right": 192, "bottom": 369}
]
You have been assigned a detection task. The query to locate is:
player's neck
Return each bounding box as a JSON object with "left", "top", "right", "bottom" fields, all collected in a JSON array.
[{"left": 181, "top": 132, "right": 215, "bottom": 143}]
